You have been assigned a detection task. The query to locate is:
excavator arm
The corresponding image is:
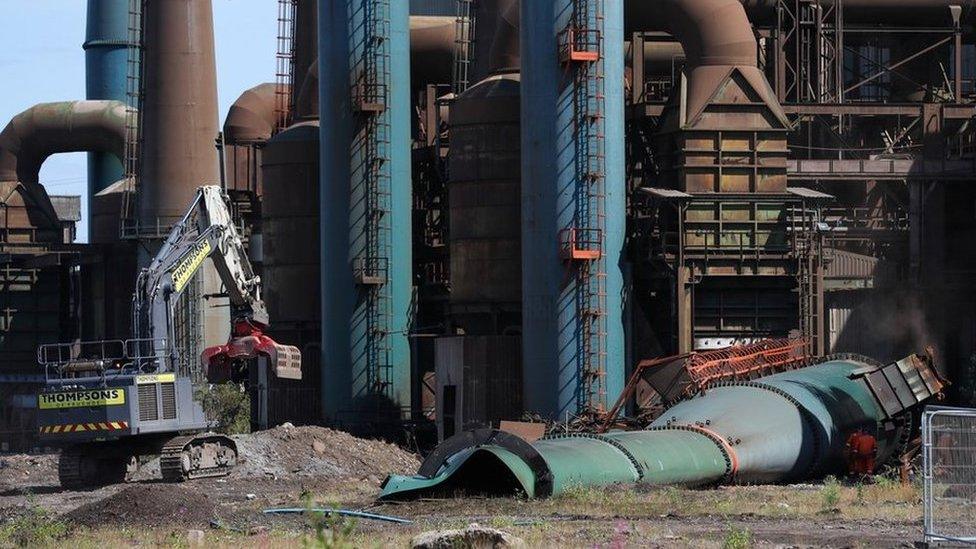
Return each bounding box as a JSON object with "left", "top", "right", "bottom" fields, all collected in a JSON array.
[{"left": 132, "top": 186, "right": 301, "bottom": 382}]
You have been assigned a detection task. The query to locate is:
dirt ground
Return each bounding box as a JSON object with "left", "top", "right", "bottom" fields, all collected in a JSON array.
[{"left": 0, "top": 425, "right": 931, "bottom": 548}]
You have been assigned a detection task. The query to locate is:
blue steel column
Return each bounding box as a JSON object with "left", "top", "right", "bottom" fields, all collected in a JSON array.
[
  {"left": 388, "top": 0, "right": 413, "bottom": 415},
  {"left": 603, "top": 0, "right": 625, "bottom": 421},
  {"left": 84, "top": 0, "right": 132, "bottom": 197},
  {"left": 519, "top": 1, "right": 625, "bottom": 418},
  {"left": 319, "top": 0, "right": 413, "bottom": 422}
]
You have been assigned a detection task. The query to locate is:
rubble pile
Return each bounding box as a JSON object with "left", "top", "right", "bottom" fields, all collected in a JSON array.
[{"left": 231, "top": 424, "right": 419, "bottom": 481}]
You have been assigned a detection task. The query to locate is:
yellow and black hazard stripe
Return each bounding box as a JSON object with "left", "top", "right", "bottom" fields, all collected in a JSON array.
[{"left": 39, "top": 421, "right": 129, "bottom": 434}]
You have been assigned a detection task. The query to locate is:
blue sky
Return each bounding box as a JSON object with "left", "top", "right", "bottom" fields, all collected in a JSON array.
[{"left": 0, "top": 1, "right": 277, "bottom": 240}]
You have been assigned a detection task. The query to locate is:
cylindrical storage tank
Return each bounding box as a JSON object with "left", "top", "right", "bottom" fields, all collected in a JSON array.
[
  {"left": 261, "top": 121, "right": 321, "bottom": 425},
  {"left": 448, "top": 71, "right": 522, "bottom": 334},
  {"left": 519, "top": 0, "right": 626, "bottom": 418},
  {"left": 84, "top": 0, "right": 133, "bottom": 199},
  {"left": 138, "top": 0, "right": 220, "bottom": 229}
]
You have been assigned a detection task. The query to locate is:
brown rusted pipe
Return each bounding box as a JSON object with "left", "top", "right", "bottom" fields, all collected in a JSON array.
[
  {"left": 0, "top": 100, "right": 127, "bottom": 184},
  {"left": 224, "top": 83, "right": 278, "bottom": 145},
  {"left": 626, "top": 0, "right": 788, "bottom": 130},
  {"left": 139, "top": 0, "right": 220, "bottom": 227},
  {"left": 628, "top": 0, "right": 757, "bottom": 68}
]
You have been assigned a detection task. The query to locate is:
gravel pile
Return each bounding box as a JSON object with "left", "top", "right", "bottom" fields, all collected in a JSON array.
[{"left": 230, "top": 424, "right": 419, "bottom": 482}]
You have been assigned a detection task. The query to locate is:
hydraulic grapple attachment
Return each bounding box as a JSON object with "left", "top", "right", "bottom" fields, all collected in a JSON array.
[{"left": 203, "top": 321, "right": 303, "bottom": 382}]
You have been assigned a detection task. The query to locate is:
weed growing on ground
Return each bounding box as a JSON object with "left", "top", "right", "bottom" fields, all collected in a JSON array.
[
  {"left": 820, "top": 476, "right": 841, "bottom": 511},
  {"left": 722, "top": 523, "right": 752, "bottom": 549},
  {"left": 301, "top": 495, "right": 358, "bottom": 549},
  {"left": 0, "top": 505, "right": 69, "bottom": 547}
]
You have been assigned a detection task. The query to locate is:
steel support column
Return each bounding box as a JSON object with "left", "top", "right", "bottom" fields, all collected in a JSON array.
[{"left": 520, "top": 0, "right": 625, "bottom": 419}]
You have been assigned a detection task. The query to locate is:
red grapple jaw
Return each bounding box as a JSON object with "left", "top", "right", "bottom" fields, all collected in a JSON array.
[{"left": 203, "top": 326, "right": 302, "bottom": 383}]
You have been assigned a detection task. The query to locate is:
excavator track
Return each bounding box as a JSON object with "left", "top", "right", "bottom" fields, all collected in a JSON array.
[
  {"left": 58, "top": 444, "right": 129, "bottom": 489},
  {"left": 57, "top": 447, "right": 86, "bottom": 489},
  {"left": 160, "top": 433, "right": 238, "bottom": 482}
]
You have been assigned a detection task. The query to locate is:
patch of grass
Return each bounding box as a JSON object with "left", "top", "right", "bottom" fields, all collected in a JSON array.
[
  {"left": 0, "top": 505, "right": 70, "bottom": 547},
  {"left": 873, "top": 473, "right": 897, "bottom": 490},
  {"left": 820, "top": 476, "right": 841, "bottom": 512},
  {"left": 723, "top": 523, "right": 752, "bottom": 549},
  {"left": 301, "top": 495, "right": 358, "bottom": 549}
]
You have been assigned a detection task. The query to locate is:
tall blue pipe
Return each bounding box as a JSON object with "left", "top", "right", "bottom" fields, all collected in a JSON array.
[
  {"left": 84, "top": 0, "right": 133, "bottom": 199},
  {"left": 519, "top": 1, "right": 625, "bottom": 418},
  {"left": 319, "top": 0, "right": 413, "bottom": 424}
]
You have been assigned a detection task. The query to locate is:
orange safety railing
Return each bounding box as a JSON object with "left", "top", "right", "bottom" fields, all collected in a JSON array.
[
  {"left": 686, "top": 338, "right": 811, "bottom": 387},
  {"left": 558, "top": 26, "right": 601, "bottom": 63},
  {"left": 598, "top": 338, "right": 811, "bottom": 432},
  {"left": 559, "top": 228, "right": 603, "bottom": 260}
]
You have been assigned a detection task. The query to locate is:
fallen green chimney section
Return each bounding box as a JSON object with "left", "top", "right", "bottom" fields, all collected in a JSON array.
[{"left": 380, "top": 353, "right": 944, "bottom": 499}]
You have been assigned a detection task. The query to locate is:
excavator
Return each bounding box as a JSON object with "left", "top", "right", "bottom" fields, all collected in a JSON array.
[{"left": 35, "top": 186, "right": 301, "bottom": 488}]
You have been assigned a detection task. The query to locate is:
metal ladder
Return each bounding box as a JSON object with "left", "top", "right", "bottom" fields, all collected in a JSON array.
[
  {"left": 353, "top": 0, "right": 394, "bottom": 397},
  {"left": 120, "top": 0, "right": 145, "bottom": 234},
  {"left": 793, "top": 205, "right": 822, "bottom": 356},
  {"left": 274, "top": 0, "right": 298, "bottom": 133},
  {"left": 561, "top": 0, "right": 608, "bottom": 416},
  {"left": 453, "top": 0, "right": 476, "bottom": 95}
]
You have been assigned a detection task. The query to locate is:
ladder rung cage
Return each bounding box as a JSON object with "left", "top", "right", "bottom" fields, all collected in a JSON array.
[
  {"left": 564, "top": 0, "right": 608, "bottom": 415},
  {"left": 353, "top": 0, "right": 394, "bottom": 398},
  {"left": 453, "top": 0, "right": 476, "bottom": 94},
  {"left": 274, "top": 0, "right": 297, "bottom": 132},
  {"left": 120, "top": 0, "right": 145, "bottom": 232}
]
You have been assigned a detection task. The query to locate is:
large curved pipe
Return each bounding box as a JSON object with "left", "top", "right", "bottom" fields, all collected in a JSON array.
[
  {"left": 659, "top": 0, "right": 756, "bottom": 68},
  {"left": 223, "top": 83, "right": 278, "bottom": 145},
  {"left": 627, "top": 0, "right": 788, "bottom": 130},
  {"left": 0, "top": 100, "right": 127, "bottom": 185}
]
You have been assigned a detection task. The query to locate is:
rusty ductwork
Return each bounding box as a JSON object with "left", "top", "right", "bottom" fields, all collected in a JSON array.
[
  {"left": 224, "top": 83, "right": 278, "bottom": 145},
  {"left": 0, "top": 100, "right": 127, "bottom": 185},
  {"left": 628, "top": 0, "right": 788, "bottom": 131},
  {"left": 633, "top": 0, "right": 790, "bottom": 195},
  {"left": 224, "top": 83, "right": 278, "bottom": 195}
]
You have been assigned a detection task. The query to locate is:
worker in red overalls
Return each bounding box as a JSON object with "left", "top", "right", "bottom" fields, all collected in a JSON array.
[{"left": 845, "top": 430, "right": 877, "bottom": 477}]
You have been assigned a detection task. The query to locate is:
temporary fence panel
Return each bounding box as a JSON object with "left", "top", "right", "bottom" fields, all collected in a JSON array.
[{"left": 923, "top": 406, "right": 976, "bottom": 545}]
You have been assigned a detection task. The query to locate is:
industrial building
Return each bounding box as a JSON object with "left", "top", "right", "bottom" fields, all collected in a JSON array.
[{"left": 2, "top": 0, "right": 976, "bottom": 451}]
